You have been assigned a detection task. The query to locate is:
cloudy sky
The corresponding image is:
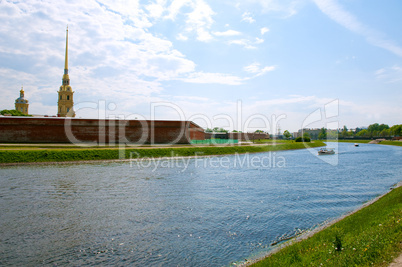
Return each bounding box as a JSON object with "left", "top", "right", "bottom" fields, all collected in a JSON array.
[{"left": 1, "top": 0, "right": 401, "bottom": 133}]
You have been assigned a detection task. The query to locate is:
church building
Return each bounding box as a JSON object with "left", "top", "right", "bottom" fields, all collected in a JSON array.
[
  {"left": 15, "top": 86, "right": 29, "bottom": 115},
  {"left": 57, "top": 27, "right": 75, "bottom": 117}
]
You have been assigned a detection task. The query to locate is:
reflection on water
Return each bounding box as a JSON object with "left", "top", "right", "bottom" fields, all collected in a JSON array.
[{"left": 0, "top": 143, "right": 401, "bottom": 266}]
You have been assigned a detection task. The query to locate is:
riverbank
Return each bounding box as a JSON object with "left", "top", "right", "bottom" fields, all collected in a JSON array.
[
  {"left": 337, "top": 140, "right": 402, "bottom": 147},
  {"left": 250, "top": 182, "right": 402, "bottom": 266},
  {"left": 0, "top": 141, "right": 325, "bottom": 165}
]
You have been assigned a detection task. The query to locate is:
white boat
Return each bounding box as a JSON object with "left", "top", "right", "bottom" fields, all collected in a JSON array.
[
  {"left": 318, "top": 148, "right": 335, "bottom": 155},
  {"left": 354, "top": 143, "right": 359, "bottom": 147}
]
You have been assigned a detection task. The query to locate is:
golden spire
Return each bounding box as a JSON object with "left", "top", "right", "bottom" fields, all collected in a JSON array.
[
  {"left": 64, "top": 26, "right": 68, "bottom": 74},
  {"left": 62, "top": 26, "right": 70, "bottom": 86},
  {"left": 58, "top": 26, "right": 75, "bottom": 117}
]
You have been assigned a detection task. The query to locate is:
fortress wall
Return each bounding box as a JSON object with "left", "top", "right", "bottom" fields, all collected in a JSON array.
[{"left": 0, "top": 117, "right": 205, "bottom": 144}]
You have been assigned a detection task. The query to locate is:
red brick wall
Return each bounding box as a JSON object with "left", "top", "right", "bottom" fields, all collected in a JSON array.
[{"left": 0, "top": 117, "right": 205, "bottom": 144}]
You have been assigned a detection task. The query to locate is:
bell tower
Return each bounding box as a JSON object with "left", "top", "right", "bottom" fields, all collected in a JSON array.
[
  {"left": 15, "top": 86, "right": 29, "bottom": 115},
  {"left": 57, "top": 26, "right": 75, "bottom": 117}
]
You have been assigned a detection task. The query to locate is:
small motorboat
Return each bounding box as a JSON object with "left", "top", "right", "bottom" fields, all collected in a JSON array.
[
  {"left": 354, "top": 143, "right": 359, "bottom": 147},
  {"left": 318, "top": 148, "right": 335, "bottom": 155}
]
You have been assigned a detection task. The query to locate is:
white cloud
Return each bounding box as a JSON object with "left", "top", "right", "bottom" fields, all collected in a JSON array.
[
  {"left": 242, "top": 0, "right": 300, "bottom": 17},
  {"left": 229, "top": 39, "right": 255, "bottom": 49},
  {"left": 340, "top": 99, "right": 402, "bottom": 127},
  {"left": 146, "top": 1, "right": 166, "bottom": 19},
  {"left": 254, "top": 95, "right": 317, "bottom": 107},
  {"left": 241, "top": 12, "right": 255, "bottom": 23},
  {"left": 195, "top": 29, "right": 213, "bottom": 42},
  {"left": 255, "top": 37, "right": 264, "bottom": 44},
  {"left": 213, "top": 30, "right": 242, "bottom": 37},
  {"left": 243, "top": 62, "right": 276, "bottom": 77},
  {"left": 185, "top": 0, "right": 215, "bottom": 42},
  {"left": 374, "top": 65, "right": 402, "bottom": 83},
  {"left": 0, "top": 0, "right": 241, "bottom": 118},
  {"left": 165, "top": 0, "right": 215, "bottom": 42},
  {"left": 313, "top": 0, "right": 402, "bottom": 57},
  {"left": 165, "top": 0, "right": 193, "bottom": 20},
  {"left": 173, "top": 95, "right": 210, "bottom": 101},
  {"left": 179, "top": 72, "right": 246, "bottom": 85},
  {"left": 228, "top": 38, "right": 264, "bottom": 49},
  {"left": 260, "top": 27, "right": 270, "bottom": 35},
  {"left": 176, "top": 33, "right": 189, "bottom": 41}
]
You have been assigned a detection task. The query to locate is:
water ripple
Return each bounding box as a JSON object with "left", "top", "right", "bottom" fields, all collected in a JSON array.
[{"left": 0, "top": 143, "right": 401, "bottom": 266}]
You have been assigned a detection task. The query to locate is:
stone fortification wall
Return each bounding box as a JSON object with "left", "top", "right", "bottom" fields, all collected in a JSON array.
[{"left": 0, "top": 117, "right": 205, "bottom": 144}]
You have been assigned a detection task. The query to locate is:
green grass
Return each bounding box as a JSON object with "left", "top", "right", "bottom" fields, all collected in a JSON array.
[
  {"left": 252, "top": 186, "right": 402, "bottom": 267},
  {"left": 336, "top": 140, "right": 402, "bottom": 147},
  {"left": 379, "top": 141, "right": 402, "bottom": 147},
  {"left": 253, "top": 139, "right": 292, "bottom": 144},
  {"left": 252, "top": 139, "right": 279, "bottom": 143},
  {"left": 0, "top": 141, "right": 325, "bottom": 163},
  {"left": 336, "top": 140, "right": 371, "bottom": 144}
]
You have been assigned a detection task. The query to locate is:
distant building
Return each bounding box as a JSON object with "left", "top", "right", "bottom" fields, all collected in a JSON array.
[
  {"left": 57, "top": 27, "right": 75, "bottom": 117},
  {"left": 15, "top": 86, "right": 29, "bottom": 115}
]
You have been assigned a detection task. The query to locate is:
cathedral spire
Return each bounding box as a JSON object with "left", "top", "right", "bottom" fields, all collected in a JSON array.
[
  {"left": 64, "top": 26, "right": 68, "bottom": 74},
  {"left": 58, "top": 26, "right": 75, "bottom": 117},
  {"left": 62, "top": 26, "right": 70, "bottom": 86}
]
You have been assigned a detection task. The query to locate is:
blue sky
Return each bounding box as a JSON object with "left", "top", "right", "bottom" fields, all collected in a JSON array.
[{"left": 0, "top": 0, "right": 401, "bottom": 133}]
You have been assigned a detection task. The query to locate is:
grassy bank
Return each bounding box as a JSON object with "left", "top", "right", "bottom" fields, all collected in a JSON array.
[
  {"left": 0, "top": 141, "right": 325, "bottom": 164},
  {"left": 252, "top": 185, "right": 402, "bottom": 267},
  {"left": 252, "top": 139, "right": 284, "bottom": 144},
  {"left": 378, "top": 141, "right": 402, "bottom": 147},
  {"left": 336, "top": 140, "right": 371, "bottom": 144},
  {"left": 337, "top": 140, "right": 402, "bottom": 146}
]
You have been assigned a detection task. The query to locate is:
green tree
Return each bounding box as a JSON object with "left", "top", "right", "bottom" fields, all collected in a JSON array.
[
  {"left": 354, "top": 127, "right": 363, "bottom": 135},
  {"left": 318, "top": 128, "right": 327, "bottom": 140},
  {"left": 327, "top": 130, "right": 338, "bottom": 139},
  {"left": 295, "top": 136, "right": 310, "bottom": 142},
  {"left": 283, "top": 130, "right": 291, "bottom": 139},
  {"left": 356, "top": 129, "right": 368, "bottom": 137},
  {"left": 367, "top": 123, "right": 381, "bottom": 136},
  {"left": 0, "top": 109, "right": 31, "bottom": 116},
  {"left": 212, "top": 127, "right": 228, "bottom": 133},
  {"left": 379, "top": 129, "right": 390, "bottom": 137},
  {"left": 340, "top": 125, "right": 349, "bottom": 138},
  {"left": 378, "top": 124, "right": 389, "bottom": 132},
  {"left": 390, "top": 124, "right": 402, "bottom": 136},
  {"left": 303, "top": 132, "right": 310, "bottom": 139}
]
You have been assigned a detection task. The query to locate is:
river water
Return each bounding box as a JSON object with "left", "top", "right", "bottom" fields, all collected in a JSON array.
[{"left": 0, "top": 142, "right": 401, "bottom": 266}]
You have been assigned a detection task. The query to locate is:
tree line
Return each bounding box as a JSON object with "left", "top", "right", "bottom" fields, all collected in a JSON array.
[
  {"left": 321, "top": 123, "right": 402, "bottom": 139},
  {"left": 0, "top": 109, "right": 32, "bottom": 116},
  {"left": 205, "top": 127, "right": 265, "bottom": 133}
]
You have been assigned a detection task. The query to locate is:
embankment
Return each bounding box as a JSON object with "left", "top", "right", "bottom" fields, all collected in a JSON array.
[
  {"left": 0, "top": 141, "right": 325, "bottom": 164},
  {"left": 251, "top": 183, "right": 402, "bottom": 266}
]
